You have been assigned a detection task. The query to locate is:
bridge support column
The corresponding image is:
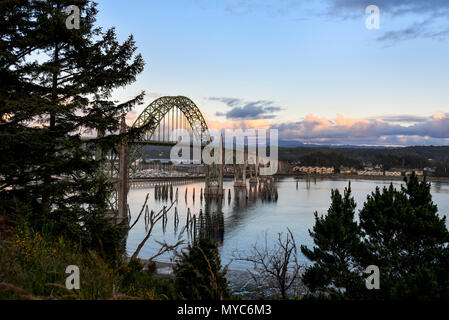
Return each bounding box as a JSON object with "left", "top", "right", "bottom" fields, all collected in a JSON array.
[
  {"left": 249, "top": 164, "right": 258, "bottom": 185},
  {"left": 117, "top": 117, "right": 129, "bottom": 224},
  {"left": 204, "top": 135, "right": 224, "bottom": 198},
  {"left": 234, "top": 161, "right": 247, "bottom": 189},
  {"left": 234, "top": 147, "right": 247, "bottom": 189}
]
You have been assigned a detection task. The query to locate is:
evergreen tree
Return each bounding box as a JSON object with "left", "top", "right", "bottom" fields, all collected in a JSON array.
[
  {"left": 0, "top": 0, "right": 145, "bottom": 256},
  {"left": 301, "top": 184, "right": 365, "bottom": 298},
  {"left": 302, "top": 175, "right": 449, "bottom": 300},
  {"left": 358, "top": 174, "right": 449, "bottom": 299},
  {"left": 174, "top": 237, "right": 230, "bottom": 300}
]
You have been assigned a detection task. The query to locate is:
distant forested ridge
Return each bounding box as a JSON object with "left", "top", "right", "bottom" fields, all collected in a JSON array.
[
  {"left": 279, "top": 146, "right": 449, "bottom": 176},
  {"left": 298, "top": 152, "right": 364, "bottom": 171}
]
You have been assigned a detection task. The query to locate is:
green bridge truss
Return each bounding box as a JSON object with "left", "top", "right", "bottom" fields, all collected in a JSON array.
[
  {"left": 133, "top": 96, "right": 208, "bottom": 142},
  {"left": 130, "top": 96, "right": 220, "bottom": 190},
  {"left": 107, "top": 96, "right": 223, "bottom": 214}
]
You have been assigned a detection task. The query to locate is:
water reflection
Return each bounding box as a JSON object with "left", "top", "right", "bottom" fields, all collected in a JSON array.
[
  {"left": 127, "top": 177, "right": 449, "bottom": 267},
  {"left": 148, "top": 179, "right": 279, "bottom": 246}
]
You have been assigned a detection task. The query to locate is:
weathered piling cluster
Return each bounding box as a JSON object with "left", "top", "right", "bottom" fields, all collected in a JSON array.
[
  {"left": 154, "top": 184, "right": 175, "bottom": 201},
  {"left": 196, "top": 209, "right": 224, "bottom": 240},
  {"left": 184, "top": 207, "right": 197, "bottom": 238},
  {"left": 173, "top": 207, "right": 179, "bottom": 233},
  {"left": 260, "top": 184, "right": 278, "bottom": 202},
  {"left": 162, "top": 206, "right": 168, "bottom": 233},
  {"left": 147, "top": 202, "right": 223, "bottom": 242},
  {"left": 231, "top": 183, "right": 279, "bottom": 203},
  {"left": 147, "top": 180, "right": 277, "bottom": 243},
  {"left": 143, "top": 204, "right": 153, "bottom": 233}
]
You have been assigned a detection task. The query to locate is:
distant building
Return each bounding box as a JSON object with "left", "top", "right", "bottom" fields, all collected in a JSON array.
[
  {"left": 385, "top": 171, "right": 401, "bottom": 177},
  {"left": 293, "top": 166, "right": 334, "bottom": 175},
  {"left": 340, "top": 167, "right": 353, "bottom": 174},
  {"left": 357, "top": 170, "right": 384, "bottom": 176},
  {"left": 321, "top": 167, "right": 335, "bottom": 174}
]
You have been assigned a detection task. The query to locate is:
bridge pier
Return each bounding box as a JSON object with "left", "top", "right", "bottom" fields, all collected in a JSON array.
[
  {"left": 249, "top": 165, "right": 257, "bottom": 185},
  {"left": 204, "top": 134, "right": 224, "bottom": 198},
  {"left": 117, "top": 117, "right": 129, "bottom": 224},
  {"left": 234, "top": 157, "right": 247, "bottom": 189}
]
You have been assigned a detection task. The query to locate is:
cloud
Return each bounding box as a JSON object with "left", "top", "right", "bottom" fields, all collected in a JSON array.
[
  {"left": 366, "top": 114, "right": 428, "bottom": 123},
  {"left": 199, "top": 0, "right": 449, "bottom": 42},
  {"left": 270, "top": 113, "right": 449, "bottom": 146},
  {"left": 209, "top": 97, "right": 282, "bottom": 120},
  {"left": 376, "top": 18, "right": 449, "bottom": 42},
  {"left": 205, "top": 111, "right": 449, "bottom": 146},
  {"left": 209, "top": 97, "right": 242, "bottom": 107},
  {"left": 222, "top": 0, "right": 305, "bottom": 16},
  {"left": 327, "top": 0, "right": 449, "bottom": 16},
  {"left": 325, "top": 0, "right": 449, "bottom": 42},
  {"left": 207, "top": 118, "right": 272, "bottom": 131}
]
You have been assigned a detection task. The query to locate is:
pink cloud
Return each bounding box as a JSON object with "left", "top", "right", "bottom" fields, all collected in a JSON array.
[
  {"left": 125, "top": 110, "right": 449, "bottom": 146},
  {"left": 272, "top": 113, "right": 449, "bottom": 146}
]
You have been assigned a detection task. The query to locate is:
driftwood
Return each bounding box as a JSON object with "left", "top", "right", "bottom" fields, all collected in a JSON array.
[
  {"left": 130, "top": 200, "right": 179, "bottom": 261},
  {"left": 234, "top": 228, "right": 302, "bottom": 299},
  {"left": 128, "top": 193, "right": 149, "bottom": 231}
]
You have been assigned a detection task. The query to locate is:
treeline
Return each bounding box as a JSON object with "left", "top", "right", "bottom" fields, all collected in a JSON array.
[
  {"left": 299, "top": 152, "right": 364, "bottom": 171},
  {"left": 375, "top": 154, "right": 430, "bottom": 170},
  {"left": 280, "top": 146, "right": 449, "bottom": 176},
  {"left": 280, "top": 146, "right": 449, "bottom": 164}
]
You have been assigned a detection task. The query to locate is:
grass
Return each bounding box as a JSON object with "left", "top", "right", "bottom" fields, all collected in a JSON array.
[{"left": 0, "top": 223, "right": 176, "bottom": 300}]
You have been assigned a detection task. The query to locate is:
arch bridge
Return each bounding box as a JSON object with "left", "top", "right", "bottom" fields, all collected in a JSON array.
[
  {"left": 110, "top": 96, "right": 224, "bottom": 219},
  {"left": 132, "top": 96, "right": 209, "bottom": 146},
  {"left": 130, "top": 96, "right": 222, "bottom": 196}
]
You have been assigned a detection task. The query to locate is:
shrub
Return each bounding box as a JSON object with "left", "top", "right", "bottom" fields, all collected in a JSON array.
[{"left": 174, "top": 237, "right": 230, "bottom": 300}]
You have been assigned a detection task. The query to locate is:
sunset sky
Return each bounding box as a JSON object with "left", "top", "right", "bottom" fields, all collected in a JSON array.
[{"left": 96, "top": 0, "right": 449, "bottom": 146}]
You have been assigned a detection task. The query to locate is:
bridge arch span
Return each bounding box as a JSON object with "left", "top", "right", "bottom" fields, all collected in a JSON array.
[
  {"left": 130, "top": 96, "right": 222, "bottom": 196},
  {"left": 108, "top": 96, "right": 222, "bottom": 219},
  {"left": 133, "top": 96, "right": 210, "bottom": 143}
]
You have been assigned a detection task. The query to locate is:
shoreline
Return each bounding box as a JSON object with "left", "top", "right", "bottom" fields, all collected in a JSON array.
[
  {"left": 148, "top": 260, "right": 258, "bottom": 296},
  {"left": 276, "top": 173, "right": 449, "bottom": 183},
  {"left": 131, "top": 173, "right": 449, "bottom": 183}
]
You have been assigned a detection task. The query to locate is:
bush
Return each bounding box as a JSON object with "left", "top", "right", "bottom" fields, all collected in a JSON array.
[
  {"left": 0, "top": 225, "right": 175, "bottom": 300},
  {"left": 174, "top": 237, "right": 230, "bottom": 300},
  {"left": 0, "top": 226, "right": 115, "bottom": 299}
]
